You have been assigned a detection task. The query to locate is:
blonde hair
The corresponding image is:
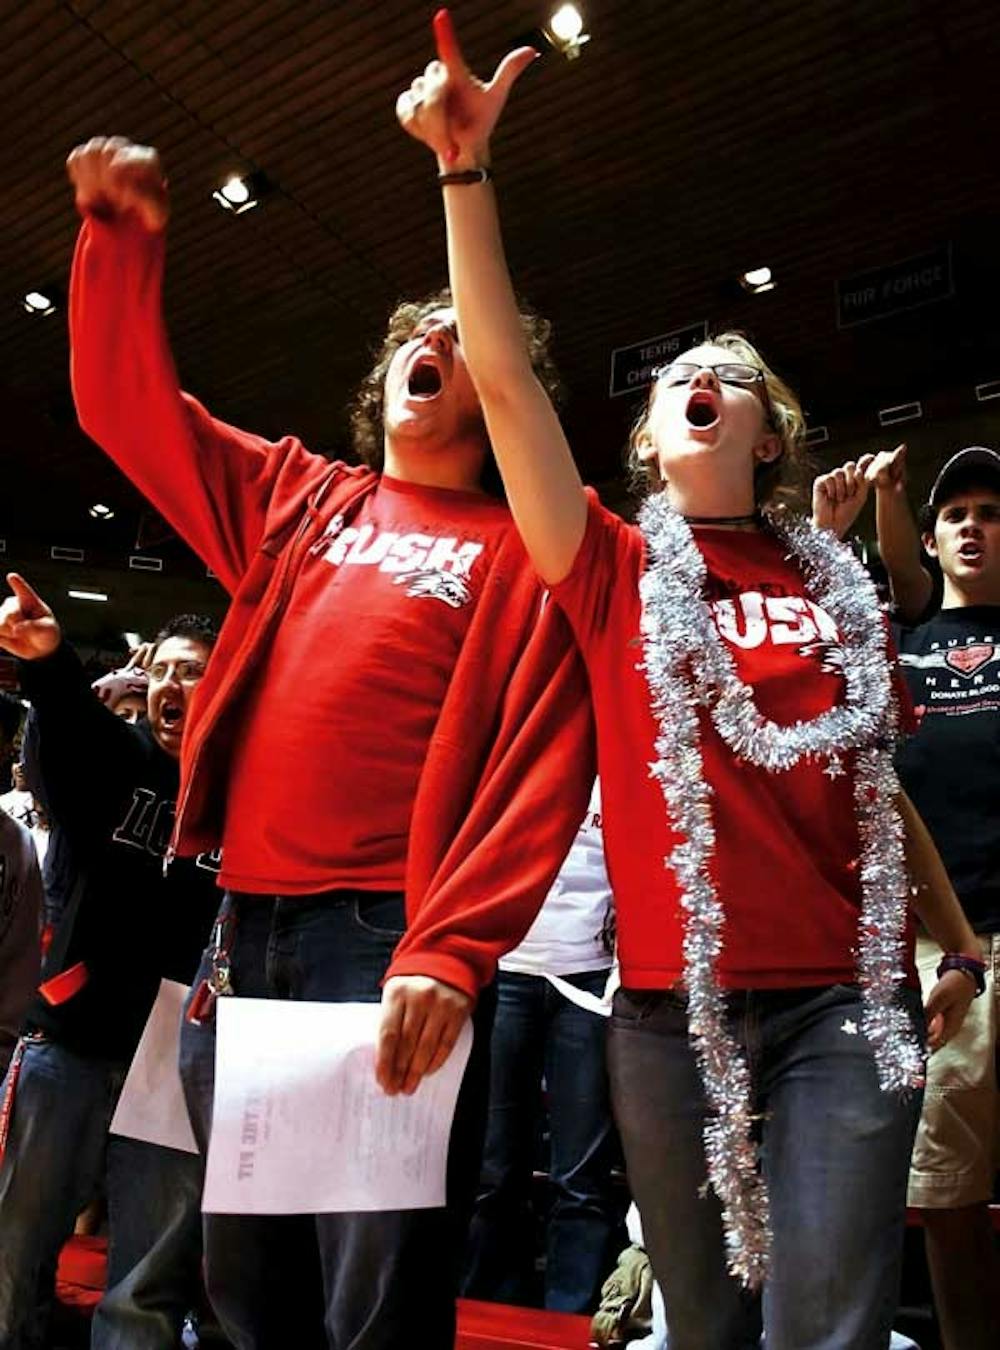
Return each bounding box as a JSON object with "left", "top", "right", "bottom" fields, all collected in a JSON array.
[{"left": 626, "top": 331, "right": 808, "bottom": 507}]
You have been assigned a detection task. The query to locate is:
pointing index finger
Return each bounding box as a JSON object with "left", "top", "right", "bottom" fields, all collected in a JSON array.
[
  {"left": 433, "top": 8, "right": 466, "bottom": 73},
  {"left": 6, "top": 573, "right": 46, "bottom": 617}
]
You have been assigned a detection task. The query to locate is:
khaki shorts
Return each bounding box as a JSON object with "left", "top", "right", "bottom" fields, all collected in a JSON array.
[{"left": 907, "top": 932, "right": 1000, "bottom": 1209}]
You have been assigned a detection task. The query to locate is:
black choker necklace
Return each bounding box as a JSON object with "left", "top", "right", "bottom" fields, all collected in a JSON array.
[{"left": 682, "top": 511, "right": 761, "bottom": 526}]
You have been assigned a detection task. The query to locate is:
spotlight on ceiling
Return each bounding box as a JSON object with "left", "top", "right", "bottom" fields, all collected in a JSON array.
[
  {"left": 89, "top": 502, "right": 115, "bottom": 521},
  {"left": 123, "top": 631, "right": 142, "bottom": 649},
  {"left": 23, "top": 290, "right": 57, "bottom": 316},
  {"left": 739, "top": 266, "right": 775, "bottom": 295},
  {"left": 68, "top": 589, "right": 109, "bottom": 603},
  {"left": 212, "top": 170, "right": 271, "bottom": 215},
  {"left": 545, "top": 4, "right": 590, "bottom": 58}
]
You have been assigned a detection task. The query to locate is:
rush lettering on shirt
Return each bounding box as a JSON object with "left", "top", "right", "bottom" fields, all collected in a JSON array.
[
  {"left": 322, "top": 524, "right": 484, "bottom": 578},
  {"left": 710, "top": 592, "right": 839, "bottom": 650}
]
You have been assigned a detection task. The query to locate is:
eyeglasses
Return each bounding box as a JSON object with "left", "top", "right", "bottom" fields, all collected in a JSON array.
[
  {"left": 651, "top": 361, "right": 776, "bottom": 429},
  {"left": 652, "top": 361, "right": 762, "bottom": 387},
  {"left": 148, "top": 660, "right": 206, "bottom": 684}
]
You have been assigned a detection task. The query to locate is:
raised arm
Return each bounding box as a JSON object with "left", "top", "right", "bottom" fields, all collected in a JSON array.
[
  {"left": 811, "top": 457, "right": 872, "bottom": 538},
  {"left": 397, "top": 11, "right": 587, "bottom": 584},
  {"left": 67, "top": 138, "right": 320, "bottom": 594},
  {"left": 0, "top": 575, "right": 137, "bottom": 837},
  {"left": 866, "top": 446, "right": 934, "bottom": 623}
]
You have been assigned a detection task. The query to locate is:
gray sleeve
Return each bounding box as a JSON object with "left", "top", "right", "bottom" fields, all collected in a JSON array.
[{"left": 0, "top": 811, "right": 42, "bottom": 1072}]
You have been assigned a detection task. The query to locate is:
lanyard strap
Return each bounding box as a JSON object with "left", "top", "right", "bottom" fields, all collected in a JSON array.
[
  {"left": 0, "top": 1036, "right": 35, "bottom": 1167},
  {"left": 186, "top": 905, "right": 238, "bottom": 1026}
]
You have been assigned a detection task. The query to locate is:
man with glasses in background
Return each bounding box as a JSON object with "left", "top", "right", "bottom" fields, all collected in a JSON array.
[{"left": 0, "top": 576, "right": 221, "bottom": 1350}]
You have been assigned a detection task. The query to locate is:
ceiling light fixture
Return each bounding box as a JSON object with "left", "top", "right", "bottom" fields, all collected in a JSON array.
[
  {"left": 878, "top": 400, "right": 922, "bottom": 427},
  {"left": 23, "top": 290, "right": 57, "bottom": 316},
  {"left": 123, "top": 631, "right": 142, "bottom": 649},
  {"left": 739, "top": 266, "right": 775, "bottom": 295},
  {"left": 89, "top": 502, "right": 115, "bottom": 520},
  {"left": 213, "top": 170, "right": 271, "bottom": 215},
  {"left": 545, "top": 4, "right": 589, "bottom": 58},
  {"left": 68, "top": 589, "right": 109, "bottom": 603}
]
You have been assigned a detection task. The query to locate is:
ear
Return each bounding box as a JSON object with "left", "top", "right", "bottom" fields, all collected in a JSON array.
[
  {"left": 753, "top": 432, "right": 782, "bottom": 465},
  {"left": 635, "top": 431, "right": 658, "bottom": 464},
  {"left": 921, "top": 530, "right": 938, "bottom": 559}
]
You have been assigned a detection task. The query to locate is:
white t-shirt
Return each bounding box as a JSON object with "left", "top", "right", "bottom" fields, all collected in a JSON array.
[
  {"left": 0, "top": 789, "right": 49, "bottom": 866},
  {"left": 500, "top": 780, "right": 613, "bottom": 977}
]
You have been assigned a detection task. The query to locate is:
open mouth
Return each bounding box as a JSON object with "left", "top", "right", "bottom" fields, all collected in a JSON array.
[
  {"left": 161, "top": 702, "right": 184, "bottom": 731},
  {"left": 407, "top": 358, "right": 443, "bottom": 400},
  {"left": 685, "top": 390, "right": 720, "bottom": 429}
]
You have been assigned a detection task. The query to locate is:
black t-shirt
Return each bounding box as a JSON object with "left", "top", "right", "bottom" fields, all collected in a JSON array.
[
  {"left": 19, "top": 645, "right": 221, "bottom": 1061},
  {"left": 895, "top": 604, "right": 1000, "bottom": 934}
]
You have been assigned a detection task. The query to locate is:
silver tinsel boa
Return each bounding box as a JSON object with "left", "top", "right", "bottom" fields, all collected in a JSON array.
[{"left": 636, "top": 494, "right": 925, "bottom": 1287}]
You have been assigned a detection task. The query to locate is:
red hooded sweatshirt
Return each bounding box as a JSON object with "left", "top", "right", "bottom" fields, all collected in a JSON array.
[{"left": 68, "top": 213, "right": 595, "bottom": 1001}]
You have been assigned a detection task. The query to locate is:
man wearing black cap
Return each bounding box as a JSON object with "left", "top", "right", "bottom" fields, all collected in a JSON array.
[{"left": 854, "top": 444, "right": 1000, "bottom": 1350}]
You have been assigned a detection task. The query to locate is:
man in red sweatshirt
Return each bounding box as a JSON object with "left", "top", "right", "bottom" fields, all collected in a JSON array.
[{"left": 65, "top": 137, "right": 593, "bottom": 1350}]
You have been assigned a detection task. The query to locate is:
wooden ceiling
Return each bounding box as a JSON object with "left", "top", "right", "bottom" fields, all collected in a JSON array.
[{"left": 3, "top": 0, "right": 1000, "bottom": 640}]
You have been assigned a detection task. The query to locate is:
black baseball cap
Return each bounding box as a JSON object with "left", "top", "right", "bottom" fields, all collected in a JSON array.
[{"left": 928, "top": 446, "right": 1000, "bottom": 508}]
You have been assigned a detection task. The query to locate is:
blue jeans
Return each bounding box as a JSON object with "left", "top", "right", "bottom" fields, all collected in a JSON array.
[
  {"left": 463, "top": 968, "right": 617, "bottom": 1311},
  {"left": 178, "top": 891, "right": 494, "bottom": 1350},
  {"left": 609, "top": 983, "right": 925, "bottom": 1350},
  {"left": 0, "top": 1035, "right": 203, "bottom": 1350}
]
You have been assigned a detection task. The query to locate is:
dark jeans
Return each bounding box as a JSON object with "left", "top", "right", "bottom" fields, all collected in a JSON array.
[
  {"left": 463, "top": 968, "right": 617, "bottom": 1312},
  {"left": 609, "top": 983, "right": 925, "bottom": 1350},
  {"left": 0, "top": 1036, "right": 203, "bottom": 1350},
  {"left": 179, "top": 891, "right": 494, "bottom": 1350}
]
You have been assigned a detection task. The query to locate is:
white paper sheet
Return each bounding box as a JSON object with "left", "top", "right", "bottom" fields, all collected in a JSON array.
[
  {"left": 110, "top": 979, "right": 198, "bottom": 1154},
  {"left": 202, "top": 998, "right": 473, "bottom": 1215}
]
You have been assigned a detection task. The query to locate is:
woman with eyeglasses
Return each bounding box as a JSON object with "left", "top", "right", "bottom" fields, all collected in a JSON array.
[{"left": 396, "top": 14, "right": 982, "bottom": 1349}]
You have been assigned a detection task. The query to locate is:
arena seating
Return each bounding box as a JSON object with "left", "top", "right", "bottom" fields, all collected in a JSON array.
[
  {"left": 54, "top": 1235, "right": 597, "bottom": 1348},
  {"left": 456, "top": 1300, "right": 594, "bottom": 1349}
]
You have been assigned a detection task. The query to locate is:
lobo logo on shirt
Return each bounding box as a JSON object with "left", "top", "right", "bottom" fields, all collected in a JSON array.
[
  {"left": 113, "top": 789, "right": 222, "bottom": 871},
  {"left": 321, "top": 524, "right": 481, "bottom": 608}
]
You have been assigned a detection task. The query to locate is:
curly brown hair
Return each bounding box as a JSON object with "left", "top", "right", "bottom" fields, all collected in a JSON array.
[
  {"left": 626, "top": 331, "right": 809, "bottom": 509},
  {"left": 348, "top": 289, "right": 562, "bottom": 496}
]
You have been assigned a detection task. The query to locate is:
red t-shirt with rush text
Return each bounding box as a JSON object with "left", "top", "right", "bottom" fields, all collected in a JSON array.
[
  {"left": 552, "top": 493, "right": 911, "bottom": 989},
  {"left": 220, "top": 475, "right": 512, "bottom": 894}
]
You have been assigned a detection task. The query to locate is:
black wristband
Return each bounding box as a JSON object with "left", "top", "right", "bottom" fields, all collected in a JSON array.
[
  {"left": 936, "top": 952, "right": 986, "bottom": 997},
  {"left": 437, "top": 167, "right": 493, "bottom": 187}
]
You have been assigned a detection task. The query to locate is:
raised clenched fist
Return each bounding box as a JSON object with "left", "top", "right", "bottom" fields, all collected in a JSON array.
[
  {"left": 66, "top": 136, "right": 169, "bottom": 232},
  {"left": 811, "top": 458, "right": 872, "bottom": 539}
]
